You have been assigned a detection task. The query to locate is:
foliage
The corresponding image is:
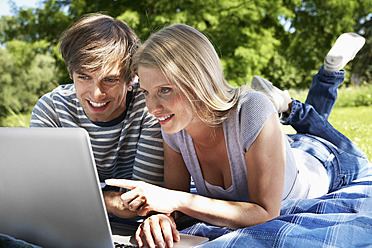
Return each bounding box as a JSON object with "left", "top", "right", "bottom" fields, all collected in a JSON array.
[
  {"left": 0, "top": 0, "right": 71, "bottom": 44},
  {"left": 0, "top": 40, "right": 59, "bottom": 117},
  {"left": 287, "top": 82, "right": 372, "bottom": 107},
  {"left": 352, "top": 13, "right": 372, "bottom": 85},
  {"left": 56, "top": 0, "right": 300, "bottom": 86},
  {"left": 0, "top": 0, "right": 371, "bottom": 118},
  {"left": 282, "top": 0, "right": 372, "bottom": 87}
]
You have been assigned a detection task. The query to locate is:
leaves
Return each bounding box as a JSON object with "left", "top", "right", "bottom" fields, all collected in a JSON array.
[
  {"left": 0, "top": 41, "right": 59, "bottom": 116},
  {"left": 0, "top": 0, "right": 371, "bottom": 119}
]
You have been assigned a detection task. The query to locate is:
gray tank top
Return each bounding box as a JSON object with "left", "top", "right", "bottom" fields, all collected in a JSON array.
[{"left": 162, "top": 92, "right": 298, "bottom": 202}]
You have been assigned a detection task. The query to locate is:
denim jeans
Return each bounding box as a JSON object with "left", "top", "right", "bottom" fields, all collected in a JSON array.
[{"left": 283, "top": 65, "right": 369, "bottom": 192}]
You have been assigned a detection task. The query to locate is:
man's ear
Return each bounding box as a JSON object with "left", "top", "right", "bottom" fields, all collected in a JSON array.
[{"left": 67, "top": 67, "right": 73, "bottom": 80}]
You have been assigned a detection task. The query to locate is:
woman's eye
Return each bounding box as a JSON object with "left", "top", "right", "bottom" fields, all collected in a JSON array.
[
  {"left": 160, "top": 88, "right": 171, "bottom": 94},
  {"left": 142, "top": 89, "right": 149, "bottom": 95}
]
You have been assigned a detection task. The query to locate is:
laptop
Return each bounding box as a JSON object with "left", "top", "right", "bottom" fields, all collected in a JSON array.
[{"left": 0, "top": 127, "right": 208, "bottom": 248}]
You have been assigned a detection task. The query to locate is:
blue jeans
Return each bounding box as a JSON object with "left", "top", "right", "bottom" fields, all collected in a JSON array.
[{"left": 283, "top": 65, "right": 369, "bottom": 192}]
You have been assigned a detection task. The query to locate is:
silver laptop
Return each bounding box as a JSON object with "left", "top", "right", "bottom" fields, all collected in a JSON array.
[{"left": 0, "top": 127, "right": 208, "bottom": 248}]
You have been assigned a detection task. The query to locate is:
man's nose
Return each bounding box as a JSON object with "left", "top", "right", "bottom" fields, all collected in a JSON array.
[{"left": 92, "top": 81, "right": 106, "bottom": 100}]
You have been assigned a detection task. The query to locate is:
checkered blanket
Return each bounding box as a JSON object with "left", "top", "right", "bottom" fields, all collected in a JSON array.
[{"left": 183, "top": 164, "right": 372, "bottom": 247}]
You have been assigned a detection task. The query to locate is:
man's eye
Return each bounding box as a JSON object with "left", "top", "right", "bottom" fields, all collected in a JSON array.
[
  {"left": 105, "top": 78, "right": 119, "bottom": 83},
  {"left": 78, "top": 75, "right": 89, "bottom": 80}
]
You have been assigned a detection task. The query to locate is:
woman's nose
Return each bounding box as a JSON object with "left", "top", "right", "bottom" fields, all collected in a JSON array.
[{"left": 146, "top": 96, "right": 163, "bottom": 115}]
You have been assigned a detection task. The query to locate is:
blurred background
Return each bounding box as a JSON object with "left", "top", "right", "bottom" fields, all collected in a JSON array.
[{"left": 0, "top": 0, "right": 371, "bottom": 158}]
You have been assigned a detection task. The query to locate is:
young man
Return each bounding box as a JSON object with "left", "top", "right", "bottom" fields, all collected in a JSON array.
[{"left": 30, "top": 13, "right": 164, "bottom": 220}]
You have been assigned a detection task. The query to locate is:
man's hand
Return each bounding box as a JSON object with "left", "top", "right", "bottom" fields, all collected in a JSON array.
[
  {"left": 136, "top": 214, "right": 180, "bottom": 248},
  {"left": 103, "top": 190, "right": 138, "bottom": 219}
]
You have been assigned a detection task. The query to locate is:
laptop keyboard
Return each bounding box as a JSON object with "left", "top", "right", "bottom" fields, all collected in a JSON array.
[{"left": 114, "top": 242, "right": 138, "bottom": 248}]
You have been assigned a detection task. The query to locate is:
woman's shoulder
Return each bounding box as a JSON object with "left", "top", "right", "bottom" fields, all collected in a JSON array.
[
  {"left": 225, "top": 90, "right": 277, "bottom": 149},
  {"left": 162, "top": 129, "right": 188, "bottom": 153},
  {"left": 235, "top": 91, "right": 276, "bottom": 117},
  {"left": 238, "top": 91, "right": 272, "bottom": 106}
]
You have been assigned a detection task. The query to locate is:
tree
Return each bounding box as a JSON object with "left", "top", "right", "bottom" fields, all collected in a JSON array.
[
  {"left": 352, "top": 11, "right": 372, "bottom": 84},
  {"left": 0, "top": 0, "right": 371, "bottom": 119},
  {"left": 0, "top": 40, "right": 59, "bottom": 117},
  {"left": 280, "top": 0, "right": 372, "bottom": 87},
  {"left": 60, "top": 0, "right": 299, "bottom": 86},
  {"left": 53, "top": 0, "right": 372, "bottom": 87}
]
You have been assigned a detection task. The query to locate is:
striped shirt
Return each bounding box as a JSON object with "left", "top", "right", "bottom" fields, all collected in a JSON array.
[{"left": 30, "top": 83, "right": 164, "bottom": 185}]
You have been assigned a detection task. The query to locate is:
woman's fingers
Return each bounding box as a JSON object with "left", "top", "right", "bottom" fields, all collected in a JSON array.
[
  {"left": 127, "top": 196, "right": 146, "bottom": 212},
  {"left": 120, "top": 188, "right": 142, "bottom": 207}
]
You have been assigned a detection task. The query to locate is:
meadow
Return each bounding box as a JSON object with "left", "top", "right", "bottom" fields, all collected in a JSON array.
[{"left": 1, "top": 84, "right": 371, "bottom": 161}]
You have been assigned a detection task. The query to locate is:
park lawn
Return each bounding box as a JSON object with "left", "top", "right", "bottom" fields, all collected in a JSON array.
[
  {"left": 329, "top": 106, "right": 372, "bottom": 161},
  {"left": 282, "top": 105, "right": 372, "bottom": 161}
]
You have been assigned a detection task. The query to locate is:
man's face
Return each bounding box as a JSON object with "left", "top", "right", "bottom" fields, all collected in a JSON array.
[{"left": 72, "top": 66, "right": 129, "bottom": 122}]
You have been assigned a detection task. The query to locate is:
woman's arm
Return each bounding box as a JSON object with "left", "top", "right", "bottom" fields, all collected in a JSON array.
[{"left": 163, "top": 140, "right": 191, "bottom": 192}]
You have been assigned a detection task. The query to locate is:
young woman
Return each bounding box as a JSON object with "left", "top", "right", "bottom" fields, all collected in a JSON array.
[{"left": 106, "top": 26, "right": 369, "bottom": 248}]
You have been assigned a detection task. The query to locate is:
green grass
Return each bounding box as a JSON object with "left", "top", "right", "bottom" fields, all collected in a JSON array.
[{"left": 330, "top": 106, "right": 372, "bottom": 161}]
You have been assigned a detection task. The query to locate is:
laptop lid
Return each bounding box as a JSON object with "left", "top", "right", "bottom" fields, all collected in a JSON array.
[{"left": 0, "top": 127, "right": 114, "bottom": 248}]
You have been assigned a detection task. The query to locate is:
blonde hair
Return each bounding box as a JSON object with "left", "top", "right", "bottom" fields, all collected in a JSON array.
[
  {"left": 60, "top": 13, "right": 140, "bottom": 84},
  {"left": 132, "top": 24, "right": 250, "bottom": 126}
]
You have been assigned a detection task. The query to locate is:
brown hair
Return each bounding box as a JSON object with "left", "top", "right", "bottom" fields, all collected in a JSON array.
[{"left": 60, "top": 13, "right": 140, "bottom": 84}]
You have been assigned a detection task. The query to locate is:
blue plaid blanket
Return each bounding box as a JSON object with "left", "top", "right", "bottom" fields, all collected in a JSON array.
[{"left": 182, "top": 164, "right": 372, "bottom": 247}]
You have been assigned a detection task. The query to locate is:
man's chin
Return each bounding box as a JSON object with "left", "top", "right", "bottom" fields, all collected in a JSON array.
[{"left": 85, "top": 112, "right": 110, "bottom": 123}]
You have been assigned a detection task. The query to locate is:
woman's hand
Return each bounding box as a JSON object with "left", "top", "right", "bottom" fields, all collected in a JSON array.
[
  {"left": 136, "top": 214, "right": 180, "bottom": 248},
  {"left": 105, "top": 179, "right": 182, "bottom": 216}
]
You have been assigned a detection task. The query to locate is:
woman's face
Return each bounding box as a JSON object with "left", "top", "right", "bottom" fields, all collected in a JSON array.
[{"left": 137, "top": 66, "right": 197, "bottom": 134}]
